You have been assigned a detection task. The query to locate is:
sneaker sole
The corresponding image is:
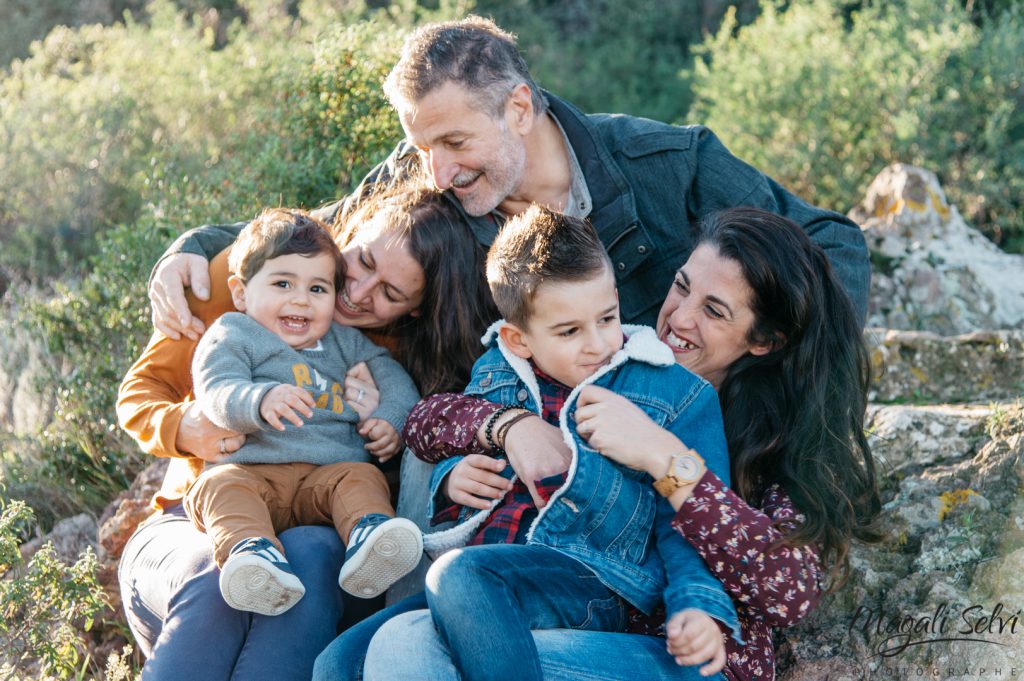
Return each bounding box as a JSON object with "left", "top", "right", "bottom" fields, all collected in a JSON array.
[
  {"left": 220, "top": 554, "right": 306, "bottom": 616},
  {"left": 339, "top": 518, "right": 423, "bottom": 599}
]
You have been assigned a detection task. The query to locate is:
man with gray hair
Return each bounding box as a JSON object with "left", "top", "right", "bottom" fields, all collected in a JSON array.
[
  {"left": 147, "top": 12, "right": 870, "bottom": 510},
  {"left": 152, "top": 15, "right": 868, "bottom": 335}
]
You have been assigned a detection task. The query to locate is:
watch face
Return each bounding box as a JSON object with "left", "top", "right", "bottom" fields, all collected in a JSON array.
[{"left": 672, "top": 453, "right": 702, "bottom": 482}]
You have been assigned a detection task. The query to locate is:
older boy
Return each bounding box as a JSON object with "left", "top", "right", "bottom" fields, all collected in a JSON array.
[
  {"left": 186, "top": 209, "right": 422, "bottom": 616},
  {"left": 411, "top": 206, "right": 739, "bottom": 680}
]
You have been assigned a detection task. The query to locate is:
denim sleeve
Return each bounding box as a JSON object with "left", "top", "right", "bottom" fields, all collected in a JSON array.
[
  {"left": 657, "top": 380, "right": 741, "bottom": 642},
  {"left": 689, "top": 128, "right": 870, "bottom": 326},
  {"left": 655, "top": 499, "right": 742, "bottom": 644}
]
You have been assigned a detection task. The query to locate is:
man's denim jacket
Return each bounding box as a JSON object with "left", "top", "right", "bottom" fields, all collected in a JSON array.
[
  {"left": 421, "top": 322, "right": 741, "bottom": 643},
  {"left": 162, "top": 94, "right": 869, "bottom": 328}
]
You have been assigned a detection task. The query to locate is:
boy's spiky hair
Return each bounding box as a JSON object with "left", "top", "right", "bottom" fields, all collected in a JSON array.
[{"left": 486, "top": 205, "right": 610, "bottom": 328}]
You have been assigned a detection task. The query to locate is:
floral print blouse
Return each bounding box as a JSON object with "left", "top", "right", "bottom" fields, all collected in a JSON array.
[{"left": 403, "top": 393, "right": 824, "bottom": 681}]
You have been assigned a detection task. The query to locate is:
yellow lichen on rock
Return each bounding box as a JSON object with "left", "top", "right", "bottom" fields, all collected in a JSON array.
[{"left": 937, "top": 488, "right": 978, "bottom": 521}]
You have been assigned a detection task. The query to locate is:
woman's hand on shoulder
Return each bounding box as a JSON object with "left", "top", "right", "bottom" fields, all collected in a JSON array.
[
  {"left": 177, "top": 403, "right": 245, "bottom": 462},
  {"left": 575, "top": 385, "right": 683, "bottom": 478},
  {"left": 665, "top": 609, "right": 727, "bottom": 676}
]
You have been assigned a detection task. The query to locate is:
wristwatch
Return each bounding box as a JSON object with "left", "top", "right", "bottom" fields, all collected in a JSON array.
[{"left": 652, "top": 452, "right": 704, "bottom": 497}]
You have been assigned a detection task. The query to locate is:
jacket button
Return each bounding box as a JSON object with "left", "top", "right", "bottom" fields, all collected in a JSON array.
[
  {"left": 617, "top": 262, "right": 626, "bottom": 271},
  {"left": 480, "top": 375, "right": 492, "bottom": 387},
  {"left": 516, "top": 388, "right": 529, "bottom": 402},
  {"left": 637, "top": 245, "right": 647, "bottom": 254}
]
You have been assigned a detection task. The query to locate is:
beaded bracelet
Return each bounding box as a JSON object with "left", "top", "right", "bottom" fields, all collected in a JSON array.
[
  {"left": 496, "top": 410, "right": 535, "bottom": 451},
  {"left": 484, "top": 404, "right": 518, "bottom": 454}
]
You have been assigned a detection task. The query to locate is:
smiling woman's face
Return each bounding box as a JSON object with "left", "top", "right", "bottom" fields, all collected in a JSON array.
[
  {"left": 332, "top": 214, "right": 425, "bottom": 329},
  {"left": 655, "top": 244, "right": 771, "bottom": 389}
]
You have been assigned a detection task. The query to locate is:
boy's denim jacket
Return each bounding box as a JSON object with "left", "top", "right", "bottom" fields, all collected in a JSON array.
[{"left": 421, "top": 322, "right": 741, "bottom": 642}]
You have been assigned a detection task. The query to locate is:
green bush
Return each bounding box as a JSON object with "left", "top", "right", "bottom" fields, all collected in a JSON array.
[
  {"left": 0, "top": 0, "right": 297, "bottom": 287},
  {"left": 478, "top": 0, "right": 702, "bottom": 123},
  {"left": 689, "top": 0, "right": 1024, "bottom": 251},
  {"left": 198, "top": 18, "right": 406, "bottom": 216},
  {"left": 1, "top": 3, "right": 461, "bottom": 523},
  {"left": 0, "top": 500, "right": 108, "bottom": 679},
  {"left": 3, "top": 221, "right": 171, "bottom": 524}
]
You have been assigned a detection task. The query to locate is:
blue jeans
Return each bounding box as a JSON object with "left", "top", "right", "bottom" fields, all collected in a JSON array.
[
  {"left": 119, "top": 450, "right": 436, "bottom": 680},
  {"left": 119, "top": 506, "right": 345, "bottom": 681},
  {"left": 312, "top": 591, "right": 429, "bottom": 681},
  {"left": 364, "top": 609, "right": 725, "bottom": 681},
  {"left": 426, "top": 544, "right": 628, "bottom": 681}
]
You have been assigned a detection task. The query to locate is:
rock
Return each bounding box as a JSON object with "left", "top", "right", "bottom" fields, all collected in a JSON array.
[
  {"left": 778, "top": 402, "right": 1024, "bottom": 677},
  {"left": 19, "top": 513, "right": 97, "bottom": 565},
  {"left": 866, "top": 328, "right": 1024, "bottom": 403},
  {"left": 0, "top": 322, "right": 60, "bottom": 435},
  {"left": 95, "top": 458, "right": 166, "bottom": 620},
  {"left": 97, "top": 458, "right": 166, "bottom": 561},
  {"left": 851, "top": 164, "right": 1024, "bottom": 335},
  {"left": 866, "top": 403, "right": 991, "bottom": 474}
]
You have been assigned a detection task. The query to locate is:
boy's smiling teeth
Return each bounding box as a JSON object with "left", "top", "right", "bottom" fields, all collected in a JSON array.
[
  {"left": 281, "top": 316, "right": 309, "bottom": 330},
  {"left": 665, "top": 330, "right": 696, "bottom": 351}
]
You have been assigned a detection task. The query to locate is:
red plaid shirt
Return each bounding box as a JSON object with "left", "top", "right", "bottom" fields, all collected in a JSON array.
[{"left": 409, "top": 366, "right": 570, "bottom": 545}]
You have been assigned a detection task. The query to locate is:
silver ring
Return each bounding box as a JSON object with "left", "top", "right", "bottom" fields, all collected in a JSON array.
[
  {"left": 355, "top": 388, "right": 365, "bottom": 404},
  {"left": 218, "top": 438, "right": 227, "bottom": 455}
]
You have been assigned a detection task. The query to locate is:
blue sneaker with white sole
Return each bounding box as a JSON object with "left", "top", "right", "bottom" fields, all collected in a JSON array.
[
  {"left": 339, "top": 514, "right": 423, "bottom": 599},
  {"left": 219, "top": 537, "right": 306, "bottom": 616}
]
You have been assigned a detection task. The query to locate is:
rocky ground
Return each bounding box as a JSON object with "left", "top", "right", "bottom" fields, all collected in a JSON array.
[
  {"left": 11, "top": 164, "right": 1024, "bottom": 679},
  {"left": 779, "top": 166, "right": 1024, "bottom": 680}
]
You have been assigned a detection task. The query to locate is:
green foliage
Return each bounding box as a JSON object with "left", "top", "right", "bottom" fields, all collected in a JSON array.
[
  {"left": 0, "top": 501, "right": 109, "bottom": 680},
  {"left": 689, "top": 0, "right": 1024, "bottom": 251},
  {"left": 0, "top": 2, "right": 455, "bottom": 524},
  {"left": 7, "top": 222, "right": 173, "bottom": 521},
  {"left": 203, "top": 19, "right": 406, "bottom": 213},
  {"left": 0, "top": 0, "right": 295, "bottom": 286},
  {"left": 478, "top": 0, "right": 702, "bottom": 123}
]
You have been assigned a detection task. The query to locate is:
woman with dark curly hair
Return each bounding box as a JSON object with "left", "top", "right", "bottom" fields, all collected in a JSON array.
[{"left": 357, "top": 207, "right": 881, "bottom": 681}]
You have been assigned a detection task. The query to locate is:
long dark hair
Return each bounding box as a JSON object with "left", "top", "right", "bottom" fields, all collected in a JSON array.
[
  {"left": 334, "top": 180, "right": 497, "bottom": 395},
  {"left": 700, "top": 208, "right": 881, "bottom": 586}
]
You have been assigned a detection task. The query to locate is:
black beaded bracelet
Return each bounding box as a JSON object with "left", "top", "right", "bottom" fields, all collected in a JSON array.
[
  {"left": 484, "top": 404, "right": 518, "bottom": 454},
  {"left": 496, "top": 410, "right": 535, "bottom": 451}
]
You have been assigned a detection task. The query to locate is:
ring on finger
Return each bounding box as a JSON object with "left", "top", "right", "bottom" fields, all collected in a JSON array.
[
  {"left": 218, "top": 438, "right": 227, "bottom": 455},
  {"left": 355, "top": 388, "right": 365, "bottom": 404}
]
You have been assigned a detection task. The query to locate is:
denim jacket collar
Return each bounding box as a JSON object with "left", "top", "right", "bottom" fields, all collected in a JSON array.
[
  {"left": 479, "top": 320, "right": 674, "bottom": 537},
  {"left": 421, "top": 322, "right": 672, "bottom": 558},
  {"left": 479, "top": 319, "right": 673, "bottom": 413}
]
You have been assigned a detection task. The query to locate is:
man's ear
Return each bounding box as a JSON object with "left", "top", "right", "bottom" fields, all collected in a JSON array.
[
  {"left": 506, "top": 83, "right": 535, "bottom": 135},
  {"left": 498, "top": 322, "right": 533, "bottom": 360},
  {"left": 227, "top": 275, "right": 247, "bottom": 312}
]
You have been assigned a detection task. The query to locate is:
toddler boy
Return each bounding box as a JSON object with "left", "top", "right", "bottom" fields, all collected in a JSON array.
[
  {"left": 186, "top": 209, "right": 422, "bottom": 616},
  {"left": 416, "top": 206, "right": 739, "bottom": 679}
]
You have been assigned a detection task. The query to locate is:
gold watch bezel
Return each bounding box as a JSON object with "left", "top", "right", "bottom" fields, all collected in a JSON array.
[{"left": 652, "top": 452, "right": 703, "bottom": 497}]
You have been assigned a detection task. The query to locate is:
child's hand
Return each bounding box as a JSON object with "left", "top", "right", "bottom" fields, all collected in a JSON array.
[
  {"left": 359, "top": 418, "right": 401, "bottom": 463},
  {"left": 665, "top": 610, "right": 727, "bottom": 676},
  {"left": 260, "top": 384, "right": 315, "bottom": 431},
  {"left": 445, "top": 455, "right": 513, "bottom": 509},
  {"left": 344, "top": 362, "right": 380, "bottom": 422}
]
